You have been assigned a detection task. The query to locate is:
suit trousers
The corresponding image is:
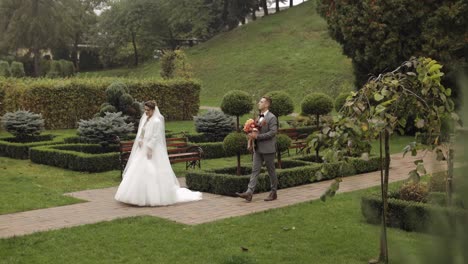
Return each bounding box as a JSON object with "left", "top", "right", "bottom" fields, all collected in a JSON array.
[{"left": 247, "top": 151, "right": 278, "bottom": 194}]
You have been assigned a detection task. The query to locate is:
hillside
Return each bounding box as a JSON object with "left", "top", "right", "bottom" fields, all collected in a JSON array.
[{"left": 86, "top": 1, "right": 354, "bottom": 109}]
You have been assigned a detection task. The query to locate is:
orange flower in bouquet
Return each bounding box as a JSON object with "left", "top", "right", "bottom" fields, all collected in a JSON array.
[{"left": 243, "top": 119, "right": 259, "bottom": 151}]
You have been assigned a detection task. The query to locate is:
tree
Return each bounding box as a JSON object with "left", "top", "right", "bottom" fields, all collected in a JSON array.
[
  {"left": 69, "top": 0, "right": 108, "bottom": 71},
  {"left": 220, "top": 90, "right": 254, "bottom": 132},
  {"left": 97, "top": 0, "right": 166, "bottom": 67},
  {"left": 317, "top": 57, "right": 457, "bottom": 264},
  {"left": 0, "top": 0, "right": 77, "bottom": 76},
  {"left": 316, "top": 0, "right": 468, "bottom": 103}
]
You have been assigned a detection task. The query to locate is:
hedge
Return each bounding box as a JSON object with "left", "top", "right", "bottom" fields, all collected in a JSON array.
[
  {"left": 29, "top": 144, "right": 120, "bottom": 172},
  {"left": 186, "top": 161, "right": 322, "bottom": 196},
  {"left": 361, "top": 193, "right": 467, "bottom": 234},
  {"left": 0, "top": 77, "right": 200, "bottom": 129},
  {"left": 0, "top": 134, "right": 66, "bottom": 159},
  {"left": 293, "top": 154, "right": 381, "bottom": 175}
]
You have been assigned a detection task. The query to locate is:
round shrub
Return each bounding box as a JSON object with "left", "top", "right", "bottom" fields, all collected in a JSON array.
[
  {"left": 106, "top": 82, "right": 128, "bottom": 106},
  {"left": 335, "top": 92, "right": 350, "bottom": 112},
  {"left": 220, "top": 90, "right": 253, "bottom": 117},
  {"left": 10, "top": 61, "right": 25, "bottom": 77},
  {"left": 59, "top": 60, "right": 75, "bottom": 77},
  {"left": 99, "top": 104, "right": 118, "bottom": 115},
  {"left": 194, "top": 109, "right": 235, "bottom": 141},
  {"left": 265, "top": 91, "right": 294, "bottom": 117},
  {"left": 98, "top": 82, "right": 142, "bottom": 129},
  {"left": 399, "top": 182, "right": 429, "bottom": 203},
  {"left": 223, "top": 132, "right": 248, "bottom": 156},
  {"left": 0, "top": 60, "right": 11, "bottom": 77},
  {"left": 77, "top": 112, "right": 134, "bottom": 146},
  {"left": 276, "top": 133, "right": 292, "bottom": 152},
  {"left": 301, "top": 93, "right": 334, "bottom": 116},
  {"left": 46, "top": 60, "right": 62, "bottom": 78},
  {"left": 1, "top": 110, "right": 45, "bottom": 139}
]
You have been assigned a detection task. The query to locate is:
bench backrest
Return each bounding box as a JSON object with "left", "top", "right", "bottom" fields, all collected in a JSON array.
[{"left": 119, "top": 137, "right": 189, "bottom": 153}]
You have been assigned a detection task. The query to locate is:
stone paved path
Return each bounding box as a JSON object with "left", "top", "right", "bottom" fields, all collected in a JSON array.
[{"left": 0, "top": 152, "right": 445, "bottom": 239}]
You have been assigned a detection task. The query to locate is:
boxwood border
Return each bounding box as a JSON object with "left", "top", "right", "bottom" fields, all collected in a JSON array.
[
  {"left": 0, "top": 134, "right": 67, "bottom": 159},
  {"left": 29, "top": 143, "right": 120, "bottom": 172},
  {"left": 361, "top": 193, "right": 467, "bottom": 234}
]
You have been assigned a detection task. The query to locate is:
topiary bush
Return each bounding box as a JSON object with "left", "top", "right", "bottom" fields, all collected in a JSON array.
[
  {"left": 220, "top": 90, "right": 253, "bottom": 130},
  {"left": 223, "top": 132, "right": 248, "bottom": 156},
  {"left": 223, "top": 131, "right": 248, "bottom": 175},
  {"left": 399, "top": 182, "right": 429, "bottom": 203},
  {"left": 46, "top": 60, "right": 62, "bottom": 78},
  {"left": 77, "top": 112, "right": 134, "bottom": 146},
  {"left": 335, "top": 92, "right": 350, "bottom": 112},
  {"left": 10, "top": 61, "right": 25, "bottom": 78},
  {"left": 1, "top": 110, "right": 45, "bottom": 139},
  {"left": 0, "top": 60, "right": 11, "bottom": 77},
  {"left": 98, "top": 82, "right": 142, "bottom": 129},
  {"left": 301, "top": 93, "right": 334, "bottom": 128},
  {"left": 276, "top": 133, "right": 292, "bottom": 168},
  {"left": 59, "top": 60, "right": 75, "bottom": 77},
  {"left": 194, "top": 110, "right": 235, "bottom": 142},
  {"left": 265, "top": 91, "right": 294, "bottom": 120}
]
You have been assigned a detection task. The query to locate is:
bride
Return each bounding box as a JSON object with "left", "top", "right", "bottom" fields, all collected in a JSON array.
[{"left": 115, "top": 100, "right": 202, "bottom": 206}]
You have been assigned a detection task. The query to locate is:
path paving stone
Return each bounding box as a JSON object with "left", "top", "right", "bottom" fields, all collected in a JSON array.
[{"left": 0, "top": 152, "right": 445, "bottom": 238}]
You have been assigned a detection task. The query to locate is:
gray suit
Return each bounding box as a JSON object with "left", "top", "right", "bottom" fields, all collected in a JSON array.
[{"left": 247, "top": 111, "right": 278, "bottom": 194}]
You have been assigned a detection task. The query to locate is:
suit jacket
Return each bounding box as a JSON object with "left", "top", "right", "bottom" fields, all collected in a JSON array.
[{"left": 255, "top": 111, "right": 278, "bottom": 154}]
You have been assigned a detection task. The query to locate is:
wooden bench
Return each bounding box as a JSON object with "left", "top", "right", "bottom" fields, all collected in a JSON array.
[
  {"left": 118, "top": 137, "right": 203, "bottom": 177},
  {"left": 278, "top": 128, "right": 309, "bottom": 155}
]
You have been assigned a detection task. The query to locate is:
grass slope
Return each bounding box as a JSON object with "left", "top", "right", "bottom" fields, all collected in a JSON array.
[{"left": 84, "top": 1, "right": 354, "bottom": 109}]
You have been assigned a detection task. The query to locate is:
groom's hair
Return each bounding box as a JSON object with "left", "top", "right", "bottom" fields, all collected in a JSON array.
[{"left": 262, "top": 96, "right": 272, "bottom": 106}]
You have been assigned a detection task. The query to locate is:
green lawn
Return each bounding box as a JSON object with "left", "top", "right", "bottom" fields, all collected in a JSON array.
[
  {"left": 83, "top": 1, "right": 355, "bottom": 110},
  {"left": 0, "top": 184, "right": 435, "bottom": 264}
]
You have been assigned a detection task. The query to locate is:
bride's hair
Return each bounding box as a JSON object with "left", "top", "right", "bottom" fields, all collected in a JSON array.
[{"left": 144, "top": 100, "right": 157, "bottom": 110}]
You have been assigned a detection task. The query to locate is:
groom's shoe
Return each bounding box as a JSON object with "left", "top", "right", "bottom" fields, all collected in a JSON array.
[
  {"left": 235, "top": 192, "right": 252, "bottom": 202},
  {"left": 264, "top": 191, "right": 277, "bottom": 201}
]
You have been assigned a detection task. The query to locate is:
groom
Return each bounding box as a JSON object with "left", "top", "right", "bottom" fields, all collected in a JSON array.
[{"left": 236, "top": 96, "right": 278, "bottom": 202}]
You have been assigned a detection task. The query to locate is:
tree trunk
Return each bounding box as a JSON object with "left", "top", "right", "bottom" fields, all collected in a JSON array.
[
  {"left": 290, "top": 0, "right": 293, "bottom": 7},
  {"left": 447, "top": 147, "right": 454, "bottom": 206},
  {"left": 131, "top": 31, "right": 138, "bottom": 67},
  {"left": 276, "top": 0, "right": 280, "bottom": 12},
  {"left": 377, "top": 131, "right": 390, "bottom": 264},
  {"left": 316, "top": 114, "right": 320, "bottom": 129},
  {"left": 72, "top": 33, "right": 80, "bottom": 72},
  {"left": 252, "top": 5, "right": 257, "bottom": 20},
  {"left": 236, "top": 115, "right": 240, "bottom": 132},
  {"left": 261, "top": 0, "right": 268, "bottom": 16},
  {"left": 32, "top": 48, "right": 40, "bottom": 77}
]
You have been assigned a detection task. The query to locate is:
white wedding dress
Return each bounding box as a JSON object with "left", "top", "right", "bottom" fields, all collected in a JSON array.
[{"left": 115, "top": 107, "right": 202, "bottom": 206}]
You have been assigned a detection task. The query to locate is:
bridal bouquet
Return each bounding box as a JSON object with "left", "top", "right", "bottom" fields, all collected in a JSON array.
[{"left": 243, "top": 119, "right": 260, "bottom": 151}]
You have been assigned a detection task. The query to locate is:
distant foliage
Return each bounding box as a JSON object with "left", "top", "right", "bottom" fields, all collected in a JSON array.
[
  {"left": 77, "top": 112, "right": 134, "bottom": 146},
  {"left": 10, "top": 61, "right": 25, "bottom": 77},
  {"left": 1, "top": 110, "right": 45, "bottom": 139},
  {"left": 194, "top": 110, "right": 235, "bottom": 141},
  {"left": 160, "top": 50, "right": 193, "bottom": 79},
  {"left": 220, "top": 90, "right": 253, "bottom": 117},
  {"left": 0, "top": 60, "right": 11, "bottom": 77}
]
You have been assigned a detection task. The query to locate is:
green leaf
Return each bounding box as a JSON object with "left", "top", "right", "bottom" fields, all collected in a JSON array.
[
  {"left": 415, "top": 119, "right": 425, "bottom": 128},
  {"left": 413, "top": 159, "right": 423, "bottom": 165},
  {"left": 375, "top": 104, "right": 386, "bottom": 114},
  {"left": 374, "top": 93, "right": 384, "bottom": 102},
  {"left": 445, "top": 88, "right": 451, "bottom": 96}
]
